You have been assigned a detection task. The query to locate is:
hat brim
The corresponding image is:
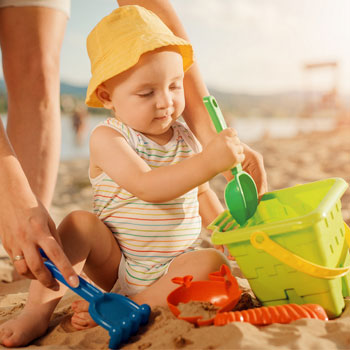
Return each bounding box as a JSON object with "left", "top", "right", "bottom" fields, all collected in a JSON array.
[{"left": 85, "top": 36, "right": 194, "bottom": 108}]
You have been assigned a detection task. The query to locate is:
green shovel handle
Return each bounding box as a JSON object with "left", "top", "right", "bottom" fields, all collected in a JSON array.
[
  {"left": 203, "top": 95, "right": 227, "bottom": 132},
  {"left": 203, "top": 96, "right": 242, "bottom": 175}
]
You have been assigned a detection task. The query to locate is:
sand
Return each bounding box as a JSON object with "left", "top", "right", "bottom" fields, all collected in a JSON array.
[
  {"left": 1, "top": 125, "right": 350, "bottom": 349},
  {"left": 178, "top": 301, "right": 220, "bottom": 321}
]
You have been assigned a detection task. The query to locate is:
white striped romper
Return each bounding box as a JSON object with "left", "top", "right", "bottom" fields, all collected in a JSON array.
[{"left": 90, "top": 118, "right": 202, "bottom": 296}]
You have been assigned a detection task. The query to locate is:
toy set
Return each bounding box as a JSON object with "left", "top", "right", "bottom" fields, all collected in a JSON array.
[
  {"left": 205, "top": 96, "right": 350, "bottom": 319},
  {"left": 210, "top": 177, "right": 349, "bottom": 318},
  {"left": 167, "top": 265, "right": 328, "bottom": 326}
]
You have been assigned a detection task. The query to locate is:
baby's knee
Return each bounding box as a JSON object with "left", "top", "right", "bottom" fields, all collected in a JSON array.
[
  {"left": 189, "top": 248, "right": 229, "bottom": 273},
  {"left": 205, "top": 248, "right": 229, "bottom": 269},
  {"left": 62, "top": 209, "right": 92, "bottom": 224},
  {"left": 58, "top": 210, "right": 98, "bottom": 236}
]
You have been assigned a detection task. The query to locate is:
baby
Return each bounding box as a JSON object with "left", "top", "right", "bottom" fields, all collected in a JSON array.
[{"left": 0, "top": 5, "right": 244, "bottom": 347}]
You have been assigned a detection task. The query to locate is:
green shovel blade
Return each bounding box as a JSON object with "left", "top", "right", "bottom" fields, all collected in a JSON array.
[
  {"left": 203, "top": 96, "right": 258, "bottom": 226},
  {"left": 225, "top": 165, "right": 258, "bottom": 225}
]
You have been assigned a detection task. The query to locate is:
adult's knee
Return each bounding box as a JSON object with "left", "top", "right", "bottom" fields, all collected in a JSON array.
[
  {"left": 4, "top": 50, "right": 60, "bottom": 99},
  {"left": 23, "top": 55, "right": 60, "bottom": 96}
]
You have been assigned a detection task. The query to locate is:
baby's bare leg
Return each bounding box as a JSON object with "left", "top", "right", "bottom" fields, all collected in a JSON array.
[
  {"left": 0, "top": 211, "right": 121, "bottom": 348},
  {"left": 70, "top": 249, "right": 228, "bottom": 330},
  {"left": 133, "top": 248, "right": 228, "bottom": 308}
]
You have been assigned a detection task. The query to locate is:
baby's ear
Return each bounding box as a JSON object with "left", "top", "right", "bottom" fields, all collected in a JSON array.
[{"left": 95, "top": 84, "right": 113, "bottom": 109}]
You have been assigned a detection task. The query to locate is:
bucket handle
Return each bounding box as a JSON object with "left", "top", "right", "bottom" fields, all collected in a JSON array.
[{"left": 250, "top": 222, "right": 350, "bottom": 280}]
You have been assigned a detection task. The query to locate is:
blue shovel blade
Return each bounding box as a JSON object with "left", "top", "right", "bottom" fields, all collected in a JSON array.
[
  {"left": 89, "top": 293, "right": 151, "bottom": 347},
  {"left": 40, "top": 250, "right": 151, "bottom": 349}
]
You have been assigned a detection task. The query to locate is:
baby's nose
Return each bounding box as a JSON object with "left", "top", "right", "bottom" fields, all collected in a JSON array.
[{"left": 156, "top": 91, "right": 173, "bottom": 109}]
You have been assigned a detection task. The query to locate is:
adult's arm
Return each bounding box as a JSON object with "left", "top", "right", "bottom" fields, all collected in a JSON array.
[
  {"left": 117, "top": 0, "right": 268, "bottom": 195},
  {"left": 0, "top": 121, "right": 79, "bottom": 289}
]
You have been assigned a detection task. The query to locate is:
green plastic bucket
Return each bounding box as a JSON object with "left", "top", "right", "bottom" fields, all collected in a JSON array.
[{"left": 210, "top": 178, "right": 350, "bottom": 318}]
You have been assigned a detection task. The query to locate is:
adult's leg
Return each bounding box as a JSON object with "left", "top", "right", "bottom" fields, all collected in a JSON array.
[
  {"left": 0, "top": 6, "right": 67, "bottom": 208},
  {"left": 0, "top": 211, "right": 121, "bottom": 348}
]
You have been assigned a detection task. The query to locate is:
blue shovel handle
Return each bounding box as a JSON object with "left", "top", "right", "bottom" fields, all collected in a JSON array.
[{"left": 40, "top": 250, "right": 102, "bottom": 303}]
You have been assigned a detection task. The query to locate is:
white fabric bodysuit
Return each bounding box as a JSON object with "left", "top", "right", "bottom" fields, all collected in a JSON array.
[{"left": 90, "top": 118, "right": 202, "bottom": 296}]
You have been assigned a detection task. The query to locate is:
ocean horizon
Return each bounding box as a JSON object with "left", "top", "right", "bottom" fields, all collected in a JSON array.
[{"left": 1, "top": 114, "right": 335, "bottom": 161}]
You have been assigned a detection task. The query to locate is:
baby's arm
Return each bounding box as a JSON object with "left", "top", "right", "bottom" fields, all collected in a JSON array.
[
  {"left": 90, "top": 126, "right": 244, "bottom": 203},
  {"left": 197, "top": 182, "right": 224, "bottom": 228}
]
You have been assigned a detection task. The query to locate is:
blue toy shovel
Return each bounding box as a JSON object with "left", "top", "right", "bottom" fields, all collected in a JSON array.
[
  {"left": 203, "top": 95, "right": 258, "bottom": 226},
  {"left": 41, "top": 252, "right": 150, "bottom": 349}
]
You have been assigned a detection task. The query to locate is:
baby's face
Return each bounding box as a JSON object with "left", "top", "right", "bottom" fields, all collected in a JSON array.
[{"left": 103, "top": 48, "right": 185, "bottom": 143}]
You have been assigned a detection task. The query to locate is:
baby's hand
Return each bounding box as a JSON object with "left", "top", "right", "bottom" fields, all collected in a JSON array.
[{"left": 203, "top": 129, "right": 245, "bottom": 174}]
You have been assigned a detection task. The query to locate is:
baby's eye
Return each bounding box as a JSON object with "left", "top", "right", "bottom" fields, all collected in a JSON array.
[
  {"left": 170, "top": 84, "right": 182, "bottom": 90},
  {"left": 138, "top": 90, "right": 154, "bottom": 97}
]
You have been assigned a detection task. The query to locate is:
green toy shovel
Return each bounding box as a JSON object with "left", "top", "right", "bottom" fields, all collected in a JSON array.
[{"left": 203, "top": 95, "right": 258, "bottom": 226}]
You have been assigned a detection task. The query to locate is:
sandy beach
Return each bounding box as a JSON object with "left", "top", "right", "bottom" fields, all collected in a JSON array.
[{"left": 1, "top": 125, "right": 350, "bottom": 349}]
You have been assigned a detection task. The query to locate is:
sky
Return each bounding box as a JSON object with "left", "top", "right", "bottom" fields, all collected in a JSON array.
[{"left": 3, "top": 0, "right": 350, "bottom": 94}]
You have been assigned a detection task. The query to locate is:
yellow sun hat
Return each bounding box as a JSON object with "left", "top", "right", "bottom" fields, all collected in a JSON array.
[{"left": 85, "top": 5, "right": 194, "bottom": 108}]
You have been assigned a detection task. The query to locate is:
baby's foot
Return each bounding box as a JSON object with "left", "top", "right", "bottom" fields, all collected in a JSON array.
[
  {"left": 71, "top": 300, "right": 97, "bottom": 330},
  {"left": 0, "top": 309, "right": 49, "bottom": 347}
]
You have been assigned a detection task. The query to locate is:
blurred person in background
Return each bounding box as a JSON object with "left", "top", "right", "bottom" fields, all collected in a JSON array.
[{"left": 72, "top": 102, "right": 89, "bottom": 146}]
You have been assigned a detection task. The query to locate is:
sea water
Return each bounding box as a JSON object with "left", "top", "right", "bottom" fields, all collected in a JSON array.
[{"left": 1, "top": 114, "right": 336, "bottom": 161}]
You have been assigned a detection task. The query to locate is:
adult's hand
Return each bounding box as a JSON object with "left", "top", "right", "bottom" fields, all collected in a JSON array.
[
  {"left": 241, "top": 143, "right": 268, "bottom": 196},
  {"left": 0, "top": 189, "right": 79, "bottom": 289},
  {"left": 0, "top": 194, "right": 79, "bottom": 289},
  {"left": 222, "top": 143, "right": 268, "bottom": 196},
  {"left": 0, "top": 138, "right": 79, "bottom": 289}
]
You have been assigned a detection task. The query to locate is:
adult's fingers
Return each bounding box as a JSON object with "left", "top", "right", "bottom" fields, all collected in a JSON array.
[
  {"left": 241, "top": 143, "right": 268, "bottom": 196},
  {"left": 21, "top": 245, "right": 60, "bottom": 290},
  {"left": 252, "top": 161, "right": 268, "bottom": 195},
  {"left": 40, "top": 236, "right": 79, "bottom": 288},
  {"left": 12, "top": 253, "right": 35, "bottom": 279}
]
